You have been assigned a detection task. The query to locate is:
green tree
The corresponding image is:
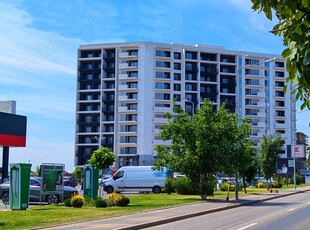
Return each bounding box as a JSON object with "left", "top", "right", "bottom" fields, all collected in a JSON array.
[
  {"left": 251, "top": 0, "right": 310, "bottom": 109},
  {"left": 259, "top": 133, "right": 284, "bottom": 185},
  {"left": 72, "top": 166, "right": 82, "bottom": 180},
  {"left": 88, "top": 147, "right": 116, "bottom": 172},
  {"left": 222, "top": 117, "right": 255, "bottom": 197},
  {"left": 33, "top": 165, "right": 41, "bottom": 176},
  {"left": 154, "top": 100, "right": 241, "bottom": 200}
]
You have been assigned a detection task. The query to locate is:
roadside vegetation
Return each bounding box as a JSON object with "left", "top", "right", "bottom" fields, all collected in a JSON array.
[{"left": 0, "top": 184, "right": 307, "bottom": 230}]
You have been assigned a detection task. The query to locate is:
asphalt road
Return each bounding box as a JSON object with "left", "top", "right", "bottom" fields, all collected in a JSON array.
[{"left": 145, "top": 191, "right": 310, "bottom": 230}]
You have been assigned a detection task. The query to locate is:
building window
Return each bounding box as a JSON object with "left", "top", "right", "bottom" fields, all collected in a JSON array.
[
  {"left": 275, "top": 62, "right": 284, "bottom": 68},
  {"left": 185, "top": 51, "right": 197, "bottom": 60},
  {"left": 275, "top": 100, "right": 285, "bottom": 107},
  {"left": 155, "top": 82, "right": 170, "bottom": 90},
  {"left": 275, "top": 91, "right": 285, "bottom": 97},
  {"left": 174, "top": 52, "right": 181, "bottom": 59},
  {"left": 155, "top": 93, "right": 170, "bottom": 100},
  {"left": 155, "top": 71, "right": 170, "bottom": 79},
  {"left": 174, "top": 62, "right": 181, "bottom": 70},
  {"left": 174, "top": 73, "right": 181, "bottom": 80},
  {"left": 245, "top": 69, "right": 259, "bottom": 75},
  {"left": 275, "top": 71, "right": 284, "bottom": 77},
  {"left": 156, "top": 61, "right": 170, "bottom": 68},
  {"left": 174, "top": 84, "right": 181, "bottom": 91},
  {"left": 201, "top": 53, "right": 217, "bottom": 61},
  {"left": 276, "top": 110, "right": 285, "bottom": 117},
  {"left": 245, "top": 59, "right": 259, "bottom": 65},
  {"left": 155, "top": 50, "right": 170, "bottom": 58},
  {"left": 221, "top": 55, "right": 236, "bottom": 63},
  {"left": 173, "top": 94, "right": 181, "bottom": 101}
]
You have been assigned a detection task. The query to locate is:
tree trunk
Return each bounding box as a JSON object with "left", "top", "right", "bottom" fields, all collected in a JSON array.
[
  {"left": 243, "top": 176, "right": 247, "bottom": 194},
  {"left": 199, "top": 173, "right": 207, "bottom": 200}
]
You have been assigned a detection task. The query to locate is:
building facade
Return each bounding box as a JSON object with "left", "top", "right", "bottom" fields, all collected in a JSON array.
[{"left": 75, "top": 42, "right": 296, "bottom": 170}]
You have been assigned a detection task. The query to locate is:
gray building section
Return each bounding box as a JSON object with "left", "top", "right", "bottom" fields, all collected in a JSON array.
[{"left": 0, "top": 100, "right": 16, "bottom": 114}]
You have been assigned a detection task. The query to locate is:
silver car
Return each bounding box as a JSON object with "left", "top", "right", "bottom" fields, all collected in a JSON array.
[{"left": 0, "top": 177, "right": 78, "bottom": 204}]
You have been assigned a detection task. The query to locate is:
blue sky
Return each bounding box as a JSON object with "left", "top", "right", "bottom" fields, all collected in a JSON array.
[{"left": 0, "top": 0, "right": 309, "bottom": 172}]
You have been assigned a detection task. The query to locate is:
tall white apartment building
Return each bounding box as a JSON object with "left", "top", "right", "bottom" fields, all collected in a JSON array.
[{"left": 75, "top": 42, "right": 296, "bottom": 170}]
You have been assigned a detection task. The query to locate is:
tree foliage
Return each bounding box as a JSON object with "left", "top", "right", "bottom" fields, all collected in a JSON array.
[
  {"left": 34, "top": 165, "right": 41, "bottom": 176},
  {"left": 88, "top": 147, "right": 116, "bottom": 171},
  {"left": 223, "top": 118, "right": 255, "bottom": 176},
  {"left": 259, "top": 133, "right": 284, "bottom": 180},
  {"left": 251, "top": 0, "right": 310, "bottom": 109},
  {"left": 72, "top": 166, "right": 82, "bottom": 179},
  {"left": 154, "top": 100, "right": 253, "bottom": 200}
]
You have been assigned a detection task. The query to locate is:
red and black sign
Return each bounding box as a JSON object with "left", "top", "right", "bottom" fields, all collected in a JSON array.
[{"left": 0, "top": 112, "right": 27, "bottom": 147}]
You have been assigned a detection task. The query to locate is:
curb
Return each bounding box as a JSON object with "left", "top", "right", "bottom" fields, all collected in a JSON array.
[{"left": 116, "top": 189, "right": 310, "bottom": 230}]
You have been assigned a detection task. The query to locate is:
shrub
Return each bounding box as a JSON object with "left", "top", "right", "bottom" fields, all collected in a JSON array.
[
  {"left": 256, "top": 182, "right": 267, "bottom": 188},
  {"left": 282, "top": 177, "right": 287, "bottom": 186},
  {"left": 173, "top": 176, "right": 198, "bottom": 195},
  {"left": 117, "top": 197, "right": 130, "bottom": 206},
  {"left": 203, "top": 176, "right": 217, "bottom": 197},
  {"left": 105, "top": 199, "right": 113, "bottom": 207},
  {"left": 220, "top": 182, "right": 243, "bottom": 191},
  {"left": 296, "top": 174, "right": 302, "bottom": 185},
  {"left": 83, "top": 196, "right": 96, "bottom": 207},
  {"left": 272, "top": 181, "right": 282, "bottom": 188},
  {"left": 71, "top": 195, "right": 85, "bottom": 208},
  {"left": 95, "top": 197, "right": 107, "bottom": 208},
  {"left": 108, "top": 193, "right": 130, "bottom": 206},
  {"left": 164, "top": 177, "right": 175, "bottom": 194},
  {"left": 219, "top": 182, "right": 229, "bottom": 191},
  {"left": 288, "top": 178, "right": 293, "bottom": 184},
  {"left": 64, "top": 198, "right": 72, "bottom": 207}
]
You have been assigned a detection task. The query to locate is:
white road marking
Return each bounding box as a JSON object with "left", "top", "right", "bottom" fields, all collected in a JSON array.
[{"left": 236, "top": 223, "right": 258, "bottom": 230}]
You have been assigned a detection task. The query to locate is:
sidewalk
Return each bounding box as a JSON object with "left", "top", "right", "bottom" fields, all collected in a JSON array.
[{"left": 37, "top": 186, "right": 310, "bottom": 230}]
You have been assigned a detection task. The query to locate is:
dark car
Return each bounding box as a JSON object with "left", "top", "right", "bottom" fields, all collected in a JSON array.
[
  {"left": 0, "top": 177, "right": 78, "bottom": 205},
  {"left": 63, "top": 176, "right": 78, "bottom": 187}
]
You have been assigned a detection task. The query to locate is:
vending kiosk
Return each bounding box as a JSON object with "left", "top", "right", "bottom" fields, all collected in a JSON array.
[
  {"left": 82, "top": 164, "right": 99, "bottom": 199},
  {"left": 10, "top": 163, "right": 32, "bottom": 210}
]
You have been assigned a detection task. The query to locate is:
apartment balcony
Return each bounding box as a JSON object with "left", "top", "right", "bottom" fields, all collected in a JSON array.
[
  {"left": 257, "top": 92, "right": 266, "bottom": 97},
  {"left": 153, "top": 118, "right": 168, "bottom": 123},
  {"left": 118, "top": 131, "right": 137, "bottom": 135},
  {"left": 257, "top": 112, "right": 266, "bottom": 117},
  {"left": 275, "top": 123, "right": 286, "bottom": 129},
  {"left": 118, "top": 95, "right": 137, "bottom": 102},
  {"left": 250, "top": 133, "right": 264, "bottom": 138},
  {"left": 153, "top": 139, "right": 172, "bottom": 145},
  {"left": 117, "top": 143, "right": 137, "bottom": 147},
  {"left": 119, "top": 63, "right": 138, "bottom": 69},
  {"left": 245, "top": 102, "right": 266, "bottom": 107},
  {"left": 119, "top": 52, "right": 138, "bottom": 58},
  {"left": 118, "top": 106, "right": 138, "bottom": 112},
  {"left": 118, "top": 85, "right": 138, "bottom": 91},
  {"left": 119, "top": 73, "right": 129, "bottom": 79},
  {"left": 153, "top": 107, "right": 172, "bottom": 113},
  {"left": 251, "top": 122, "right": 266, "bottom": 128}
]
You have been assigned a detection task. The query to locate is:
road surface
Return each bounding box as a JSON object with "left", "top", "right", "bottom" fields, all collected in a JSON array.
[{"left": 146, "top": 191, "right": 310, "bottom": 230}]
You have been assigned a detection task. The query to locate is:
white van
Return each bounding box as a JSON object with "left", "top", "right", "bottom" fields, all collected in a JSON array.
[{"left": 102, "top": 166, "right": 172, "bottom": 194}]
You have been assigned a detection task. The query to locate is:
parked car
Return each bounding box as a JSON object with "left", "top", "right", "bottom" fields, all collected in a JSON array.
[
  {"left": 0, "top": 177, "right": 78, "bottom": 205},
  {"left": 63, "top": 176, "right": 78, "bottom": 187}
]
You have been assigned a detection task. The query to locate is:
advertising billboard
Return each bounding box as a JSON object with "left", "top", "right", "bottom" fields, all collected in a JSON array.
[
  {"left": 0, "top": 112, "right": 27, "bottom": 147},
  {"left": 41, "top": 163, "right": 64, "bottom": 202},
  {"left": 293, "top": 145, "right": 305, "bottom": 158}
]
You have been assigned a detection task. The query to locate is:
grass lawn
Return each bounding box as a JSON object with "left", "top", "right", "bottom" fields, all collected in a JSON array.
[{"left": 0, "top": 184, "right": 307, "bottom": 229}]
